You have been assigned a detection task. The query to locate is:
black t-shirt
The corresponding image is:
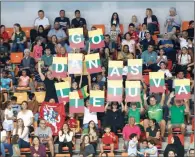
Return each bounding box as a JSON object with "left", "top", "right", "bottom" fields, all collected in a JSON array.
[
  {"left": 46, "top": 42, "right": 56, "bottom": 55},
  {"left": 140, "top": 38, "right": 155, "bottom": 51},
  {"left": 55, "top": 17, "right": 70, "bottom": 29},
  {"left": 71, "top": 18, "right": 86, "bottom": 28},
  {"left": 187, "top": 28, "right": 194, "bottom": 39},
  {"left": 146, "top": 126, "right": 160, "bottom": 137},
  {"left": 44, "top": 78, "right": 58, "bottom": 102}
]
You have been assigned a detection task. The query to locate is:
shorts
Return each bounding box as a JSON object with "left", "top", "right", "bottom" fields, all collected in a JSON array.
[{"left": 3, "top": 122, "right": 13, "bottom": 131}]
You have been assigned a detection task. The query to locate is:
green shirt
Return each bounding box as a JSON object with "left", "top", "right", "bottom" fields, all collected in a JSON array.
[
  {"left": 14, "top": 31, "right": 26, "bottom": 43},
  {"left": 41, "top": 55, "right": 53, "bottom": 67},
  {"left": 128, "top": 108, "right": 140, "bottom": 123},
  {"left": 170, "top": 105, "right": 185, "bottom": 124},
  {"left": 148, "top": 103, "right": 163, "bottom": 122}
]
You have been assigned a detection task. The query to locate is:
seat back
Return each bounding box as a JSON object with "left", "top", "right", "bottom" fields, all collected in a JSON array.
[
  {"left": 10, "top": 52, "right": 23, "bottom": 64},
  {"left": 5, "top": 27, "right": 13, "bottom": 38},
  {"left": 119, "top": 24, "right": 124, "bottom": 34},
  {"left": 99, "top": 153, "right": 115, "bottom": 157},
  {"left": 168, "top": 134, "right": 184, "bottom": 145},
  {"left": 121, "top": 153, "right": 128, "bottom": 157},
  {"left": 92, "top": 24, "right": 105, "bottom": 34},
  {"left": 22, "top": 27, "right": 33, "bottom": 38},
  {"left": 13, "top": 92, "right": 28, "bottom": 104},
  {"left": 34, "top": 92, "right": 46, "bottom": 103},
  {"left": 182, "top": 21, "right": 189, "bottom": 31}
]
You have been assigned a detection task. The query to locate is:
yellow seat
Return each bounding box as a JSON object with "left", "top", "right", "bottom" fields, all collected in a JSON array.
[{"left": 92, "top": 24, "right": 105, "bottom": 34}]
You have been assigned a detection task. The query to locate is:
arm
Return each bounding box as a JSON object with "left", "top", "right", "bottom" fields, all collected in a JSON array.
[
  {"left": 167, "top": 92, "right": 174, "bottom": 107},
  {"left": 160, "top": 92, "right": 165, "bottom": 107},
  {"left": 79, "top": 74, "right": 83, "bottom": 89},
  {"left": 121, "top": 102, "right": 125, "bottom": 112},
  {"left": 143, "top": 93, "right": 148, "bottom": 110},
  {"left": 124, "top": 102, "right": 128, "bottom": 113},
  {"left": 20, "top": 127, "right": 29, "bottom": 139},
  {"left": 146, "top": 131, "right": 149, "bottom": 138},
  {"left": 105, "top": 102, "right": 109, "bottom": 112},
  {"left": 190, "top": 79, "right": 194, "bottom": 90},
  {"left": 38, "top": 61, "right": 45, "bottom": 81},
  {"left": 87, "top": 74, "right": 91, "bottom": 90},
  {"left": 21, "top": 35, "right": 27, "bottom": 43},
  {"left": 184, "top": 99, "right": 190, "bottom": 113}
]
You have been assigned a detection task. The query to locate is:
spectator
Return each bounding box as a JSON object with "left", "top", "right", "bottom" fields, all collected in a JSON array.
[
  {"left": 11, "top": 23, "right": 26, "bottom": 52},
  {"left": 146, "top": 119, "right": 160, "bottom": 145},
  {"left": 104, "top": 102, "right": 125, "bottom": 134},
  {"left": 17, "top": 101, "right": 33, "bottom": 127},
  {"left": 58, "top": 123, "right": 74, "bottom": 156},
  {"left": 103, "top": 34, "right": 116, "bottom": 54},
  {"left": 32, "top": 37, "right": 44, "bottom": 62},
  {"left": 122, "top": 117, "right": 141, "bottom": 148},
  {"left": 41, "top": 46, "right": 53, "bottom": 67},
  {"left": 11, "top": 96, "right": 21, "bottom": 117},
  {"left": 141, "top": 44, "right": 159, "bottom": 72},
  {"left": 187, "top": 20, "right": 194, "bottom": 39},
  {"left": 0, "top": 70, "right": 13, "bottom": 91},
  {"left": 46, "top": 35, "right": 58, "bottom": 55},
  {"left": 0, "top": 25, "right": 9, "bottom": 43},
  {"left": 55, "top": 10, "right": 70, "bottom": 31},
  {"left": 188, "top": 149, "right": 194, "bottom": 157},
  {"left": 30, "top": 136, "right": 46, "bottom": 157},
  {"left": 71, "top": 10, "right": 87, "bottom": 29},
  {"left": 118, "top": 45, "right": 134, "bottom": 63},
  {"left": 35, "top": 119, "right": 54, "bottom": 157},
  {"left": 165, "top": 7, "right": 181, "bottom": 33},
  {"left": 144, "top": 140, "right": 158, "bottom": 157},
  {"left": 4, "top": 59, "right": 16, "bottom": 85},
  {"left": 121, "top": 33, "right": 136, "bottom": 56},
  {"left": 100, "top": 126, "right": 116, "bottom": 154},
  {"left": 67, "top": 113, "right": 78, "bottom": 134},
  {"left": 144, "top": 8, "right": 159, "bottom": 35},
  {"left": 138, "top": 140, "right": 148, "bottom": 157},
  {"left": 178, "top": 31, "right": 189, "bottom": 48},
  {"left": 37, "top": 25, "right": 48, "bottom": 42},
  {"left": 167, "top": 149, "right": 177, "bottom": 157},
  {"left": 109, "top": 24, "right": 120, "bottom": 43},
  {"left": 110, "top": 12, "right": 120, "bottom": 28},
  {"left": 131, "top": 15, "right": 141, "bottom": 33},
  {"left": 144, "top": 93, "right": 166, "bottom": 138},
  {"left": 100, "top": 48, "right": 110, "bottom": 70},
  {"left": 28, "top": 93, "right": 39, "bottom": 122},
  {"left": 139, "top": 23, "right": 148, "bottom": 41},
  {"left": 12, "top": 118, "right": 30, "bottom": 148},
  {"left": 167, "top": 92, "right": 189, "bottom": 134},
  {"left": 128, "top": 133, "right": 138, "bottom": 156},
  {"left": 48, "top": 21, "right": 67, "bottom": 46},
  {"left": 156, "top": 49, "right": 168, "bottom": 66},
  {"left": 80, "top": 135, "right": 95, "bottom": 157},
  {"left": 56, "top": 46, "right": 67, "bottom": 57},
  {"left": 17, "top": 69, "right": 31, "bottom": 91},
  {"left": 0, "top": 123, "right": 13, "bottom": 157},
  {"left": 164, "top": 136, "right": 184, "bottom": 157},
  {"left": 128, "top": 23, "right": 139, "bottom": 43},
  {"left": 11, "top": 134, "right": 21, "bottom": 157},
  {"left": 0, "top": 37, "right": 9, "bottom": 54}
]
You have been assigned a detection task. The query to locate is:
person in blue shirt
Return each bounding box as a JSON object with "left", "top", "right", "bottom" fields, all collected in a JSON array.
[
  {"left": 141, "top": 44, "right": 159, "bottom": 72},
  {"left": 0, "top": 70, "right": 12, "bottom": 90}
]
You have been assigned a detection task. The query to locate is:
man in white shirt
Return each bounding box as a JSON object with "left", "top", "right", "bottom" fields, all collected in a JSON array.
[{"left": 34, "top": 10, "right": 50, "bottom": 31}]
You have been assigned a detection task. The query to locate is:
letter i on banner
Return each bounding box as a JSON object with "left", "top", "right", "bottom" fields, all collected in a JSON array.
[
  {"left": 149, "top": 72, "right": 165, "bottom": 93},
  {"left": 125, "top": 81, "right": 141, "bottom": 102},
  {"left": 55, "top": 82, "right": 70, "bottom": 103},
  {"left": 89, "top": 90, "right": 105, "bottom": 112},
  {"left": 175, "top": 79, "right": 191, "bottom": 100},
  {"left": 88, "top": 29, "right": 105, "bottom": 49},
  {"left": 107, "top": 80, "right": 123, "bottom": 102},
  {"left": 127, "top": 59, "right": 142, "bottom": 80},
  {"left": 108, "top": 61, "right": 123, "bottom": 80},
  {"left": 52, "top": 57, "right": 67, "bottom": 78},
  {"left": 85, "top": 53, "right": 102, "bottom": 74},
  {"left": 69, "top": 28, "right": 84, "bottom": 49},
  {"left": 68, "top": 53, "right": 83, "bottom": 74},
  {"left": 69, "top": 91, "right": 84, "bottom": 113}
]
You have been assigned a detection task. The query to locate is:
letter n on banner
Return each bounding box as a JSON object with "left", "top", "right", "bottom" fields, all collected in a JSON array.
[
  {"left": 108, "top": 61, "right": 123, "bottom": 80},
  {"left": 85, "top": 53, "right": 102, "bottom": 74},
  {"left": 89, "top": 90, "right": 105, "bottom": 112},
  {"left": 68, "top": 28, "right": 84, "bottom": 49},
  {"left": 69, "top": 92, "right": 84, "bottom": 113},
  {"left": 107, "top": 80, "right": 123, "bottom": 102},
  {"left": 127, "top": 59, "right": 142, "bottom": 80},
  {"left": 68, "top": 53, "right": 83, "bottom": 74},
  {"left": 88, "top": 29, "right": 105, "bottom": 49},
  {"left": 175, "top": 79, "right": 191, "bottom": 100},
  {"left": 125, "top": 81, "right": 141, "bottom": 102},
  {"left": 55, "top": 82, "right": 70, "bottom": 103},
  {"left": 149, "top": 72, "right": 165, "bottom": 93},
  {"left": 52, "top": 57, "right": 67, "bottom": 78}
]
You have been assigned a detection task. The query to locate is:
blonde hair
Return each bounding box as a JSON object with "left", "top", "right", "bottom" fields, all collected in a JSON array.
[{"left": 132, "top": 15, "right": 138, "bottom": 22}]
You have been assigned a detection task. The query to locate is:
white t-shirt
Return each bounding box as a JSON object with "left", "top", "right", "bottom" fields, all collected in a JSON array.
[
  {"left": 157, "top": 55, "right": 167, "bottom": 66},
  {"left": 13, "top": 127, "right": 29, "bottom": 143},
  {"left": 179, "top": 38, "right": 188, "bottom": 49},
  {"left": 178, "top": 54, "right": 191, "bottom": 65},
  {"left": 128, "top": 140, "right": 137, "bottom": 156},
  {"left": 1, "top": 130, "right": 7, "bottom": 142},
  {"left": 158, "top": 69, "right": 172, "bottom": 78},
  {"left": 58, "top": 131, "right": 74, "bottom": 142},
  {"left": 4, "top": 108, "right": 14, "bottom": 124},
  {"left": 17, "top": 110, "right": 33, "bottom": 127},
  {"left": 83, "top": 107, "right": 98, "bottom": 124},
  {"left": 34, "top": 17, "right": 50, "bottom": 28},
  {"left": 122, "top": 39, "right": 135, "bottom": 53},
  {"left": 145, "top": 146, "right": 158, "bottom": 157}
]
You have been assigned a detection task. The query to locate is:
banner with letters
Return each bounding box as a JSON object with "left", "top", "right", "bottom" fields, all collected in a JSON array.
[
  {"left": 107, "top": 80, "right": 123, "bottom": 102},
  {"left": 89, "top": 90, "right": 105, "bottom": 112},
  {"left": 125, "top": 81, "right": 141, "bottom": 102},
  {"left": 127, "top": 59, "right": 142, "bottom": 80},
  {"left": 88, "top": 29, "right": 105, "bottom": 49},
  {"left": 68, "top": 53, "right": 83, "bottom": 74},
  {"left": 68, "top": 28, "right": 84, "bottom": 49},
  {"left": 149, "top": 72, "right": 165, "bottom": 93},
  {"left": 108, "top": 61, "right": 123, "bottom": 80},
  {"left": 69, "top": 91, "right": 84, "bottom": 113},
  {"left": 175, "top": 79, "right": 191, "bottom": 100},
  {"left": 52, "top": 57, "right": 67, "bottom": 78},
  {"left": 55, "top": 82, "right": 70, "bottom": 103}
]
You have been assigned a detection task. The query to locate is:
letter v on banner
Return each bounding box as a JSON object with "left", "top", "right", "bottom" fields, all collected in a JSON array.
[{"left": 149, "top": 72, "right": 165, "bottom": 93}]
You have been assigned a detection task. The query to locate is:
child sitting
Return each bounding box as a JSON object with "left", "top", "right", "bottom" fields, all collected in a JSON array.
[
  {"left": 110, "top": 24, "right": 120, "bottom": 43},
  {"left": 67, "top": 113, "right": 78, "bottom": 135},
  {"left": 11, "top": 134, "right": 21, "bottom": 157},
  {"left": 138, "top": 140, "right": 148, "bottom": 157},
  {"left": 41, "top": 46, "right": 53, "bottom": 68},
  {"left": 100, "top": 126, "right": 116, "bottom": 153},
  {"left": 156, "top": 49, "right": 168, "bottom": 66},
  {"left": 4, "top": 59, "right": 16, "bottom": 84},
  {"left": 17, "top": 69, "right": 31, "bottom": 91},
  {"left": 10, "top": 96, "right": 21, "bottom": 118},
  {"left": 32, "top": 37, "right": 44, "bottom": 62},
  {"left": 144, "top": 140, "right": 158, "bottom": 157},
  {"left": 128, "top": 133, "right": 138, "bottom": 156}
]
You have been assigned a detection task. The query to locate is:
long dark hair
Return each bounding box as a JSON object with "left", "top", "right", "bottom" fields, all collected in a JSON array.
[
  {"left": 32, "top": 136, "right": 40, "bottom": 146},
  {"left": 111, "top": 12, "right": 120, "bottom": 26},
  {"left": 14, "top": 23, "right": 22, "bottom": 32},
  {"left": 80, "top": 135, "right": 90, "bottom": 152},
  {"left": 87, "top": 120, "right": 98, "bottom": 135},
  {"left": 61, "top": 123, "right": 71, "bottom": 135},
  {"left": 15, "top": 118, "right": 25, "bottom": 136}
]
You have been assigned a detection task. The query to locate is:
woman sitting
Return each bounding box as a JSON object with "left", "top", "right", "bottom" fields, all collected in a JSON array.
[
  {"left": 121, "top": 33, "right": 136, "bottom": 56},
  {"left": 80, "top": 135, "right": 95, "bottom": 157},
  {"left": 16, "top": 70, "right": 31, "bottom": 91},
  {"left": 118, "top": 45, "right": 134, "bottom": 64},
  {"left": 30, "top": 136, "right": 46, "bottom": 157}
]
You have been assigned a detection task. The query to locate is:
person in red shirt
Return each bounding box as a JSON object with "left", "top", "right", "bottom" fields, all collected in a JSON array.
[
  {"left": 56, "top": 46, "right": 68, "bottom": 57},
  {"left": 67, "top": 113, "right": 77, "bottom": 134},
  {"left": 128, "top": 23, "right": 139, "bottom": 43},
  {"left": 100, "top": 126, "right": 116, "bottom": 153},
  {"left": 0, "top": 25, "right": 9, "bottom": 43}
]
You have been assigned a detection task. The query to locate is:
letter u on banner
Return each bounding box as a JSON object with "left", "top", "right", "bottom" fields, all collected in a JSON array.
[
  {"left": 149, "top": 72, "right": 165, "bottom": 93},
  {"left": 108, "top": 61, "right": 123, "bottom": 80},
  {"left": 127, "top": 59, "right": 142, "bottom": 80},
  {"left": 125, "top": 81, "right": 141, "bottom": 102},
  {"left": 175, "top": 79, "right": 191, "bottom": 100},
  {"left": 68, "top": 28, "right": 84, "bottom": 49},
  {"left": 68, "top": 53, "right": 83, "bottom": 74}
]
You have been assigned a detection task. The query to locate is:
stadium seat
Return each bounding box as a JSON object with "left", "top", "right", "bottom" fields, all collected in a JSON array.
[
  {"left": 34, "top": 92, "right": 46, "bottom": 103},
  {"left": 152, "top": 35, "right": 158, "bottom": 45},
  {"left": 10, "top": 52, "right": 23, "bottom": 64},
  {"left": 182, "top": 21, "right": 189, "bottom": 31},
  {"left": 168, "top": 134, "right": 184, "bottom": 145},
  {"left": 143, "top": 69, "right": 152, "bottom": 74},
  {"left": 121, "top": 152, "right": 128, "bottom": 157},
  {"left": 190, "top": 133, "right": 194, "bottom": 143},
  {"left": 143, "top": 74, "right": 149, "bottom": 86},
  {"left": 99, "top": 153, "right": 115, "bottom": 157},
  {"left": 103, "top": 135, "right": 119, "bottom": 150},
  {"left": 5, "top": 27, "right": 13, "bottom": 38},
  {"left": 119, "top": 24, "right": 124, "bottom": 34},
  {"left": 13, "top": 92, "right": 28, "bottom": 104},
  {"left": 167, "top": 60, "right": 173, "bottom": 71},
  {"left": 56, "top": 154, "right": 70, "bottom": 157},
  {"left": 92, "top": 24, "right": 105, "bottom": 34},
  {"left": 22, "top": 27, "right": 33, "bottom": 39}
]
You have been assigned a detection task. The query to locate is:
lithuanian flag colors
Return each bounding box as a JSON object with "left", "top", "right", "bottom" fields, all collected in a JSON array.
[
  {"left": 77, "top": 85, "right": 89, "bottom": 99},
  {"left": 127, "top": 59, "right": 142, "bottom": 80},
  {"left": 52, "top": 57, "right": 67, "bottom": 78},
  {"left": 68, "top": 28, "right": 84, "bottom": 49},
  {"left": 89, "top": 90, "right": 105, "bottom": 112},
  {"left": 68, "top": 53, "right": 83, "bottom": 74},
  {"left": 108, "top": 61, "right": 123, "bottom": 80},
  {"left": 175, "top": 79, "right": 191, "bottom": 100},
  {"left": 69, "top": 91, "right": 84, "bottom": 113},
  {"left": 55, "top": 82, "right": 70, "bottom": 103},
  {"left": 125, "top": 81, "right": 141, "bottom": 102},
  {"left": 107, "top": 80, "right": 123, "bottom": 102},
  {"left": 85, "top": 53, "right": 102, "bottom": 74},
  {"left": 149, "top": 72, "right": 165, "bottom": 93},
  {"left": 88, "top": 29, "right": 105, "bottom": 49}
]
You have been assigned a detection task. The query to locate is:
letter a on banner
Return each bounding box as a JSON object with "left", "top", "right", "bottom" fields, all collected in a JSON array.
[
  {"left": 69, "top": 28, "right": 84, "bottom": 49},
  {"left": 175, "top": 79, "right": 191, "bottom": 100},
  {"left": 108, "top": 61, "right": 123, "bottom": 80}
]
